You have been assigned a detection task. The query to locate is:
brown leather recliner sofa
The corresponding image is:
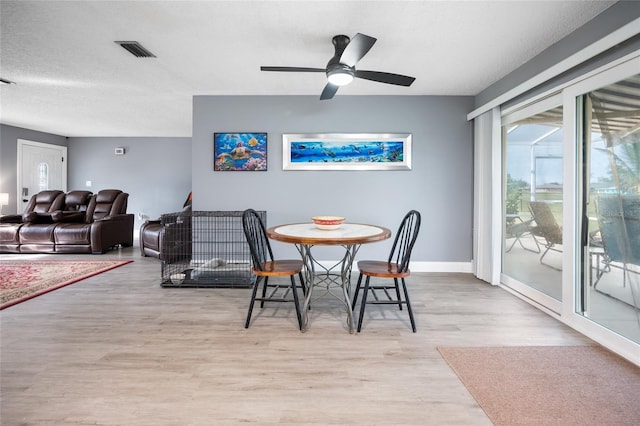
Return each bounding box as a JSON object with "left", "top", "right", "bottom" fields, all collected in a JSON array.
[
  {"left": 0, "top": 189, "right": 134, "bottom": 254},
  {"left": 139, "top": 192, "right": 192, "bottom": 262},
  {"left": 0, "top": 190, "right": 67, "bottom": 252}
]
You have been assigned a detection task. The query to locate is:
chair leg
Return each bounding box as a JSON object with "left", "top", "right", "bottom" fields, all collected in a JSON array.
[
  {"left": 352, "top": 273, "right": 364, "bottom": 310},
  {"left": 401, "top": 278, "right": 416, "bottom": 332},
  {"left": 592, "top": 252, "right": 608, "bottom": 288},
  {"left": 260, "top": 276, "right": 269, "bottom": 308},
  {"left": 505, "top": 235, "right": 519, "bottom": 252},
  {"left": 530, "top": 233, "right": 541, "bottom": 253},
  {"left": 245, "top": 276, "right": 263, "bottom": 328},
  {"left": 539, "top": 244, "right": 561, "bottom": 271},
  {"left": 357, "top": 275, "right": 371, "bottom": 332},
  {"left": 393, "top": 277, "right": 403, "bottom": 310},
  {"left": 290, "top": 275, "right": 303, "bottom": 331},
  {"left": 539, "top": 244, "right": 552, "bottom": 264}
]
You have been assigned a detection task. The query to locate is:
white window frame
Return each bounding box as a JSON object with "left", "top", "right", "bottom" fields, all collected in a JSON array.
[{"left": 562, "top": 54, "right": 640, "bottom": 366}]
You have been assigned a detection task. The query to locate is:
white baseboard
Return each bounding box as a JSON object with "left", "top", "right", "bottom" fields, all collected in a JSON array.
[
  {"left": 409, "top": 261, "right": 473, "bottom": 273},
  {"left": 315, "top": 260, "right": 472, "bottom": 273}
]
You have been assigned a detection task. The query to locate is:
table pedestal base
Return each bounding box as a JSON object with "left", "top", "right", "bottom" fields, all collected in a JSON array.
[{"left": 296, "top": 243, "right": 360, "bottom": 332}]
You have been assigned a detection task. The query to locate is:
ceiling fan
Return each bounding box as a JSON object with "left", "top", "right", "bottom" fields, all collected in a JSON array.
[{"left": 260, "top": 33, "right": 416, "bottom": 100}]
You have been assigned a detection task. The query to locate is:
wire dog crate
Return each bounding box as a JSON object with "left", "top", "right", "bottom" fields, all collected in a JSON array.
[{"left": 160, "top": 210, "right": 265, "bottom": 288}]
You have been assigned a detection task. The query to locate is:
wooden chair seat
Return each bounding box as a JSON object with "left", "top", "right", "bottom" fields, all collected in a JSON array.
[
  {"left": 357, "top": 261, "right": 410, "bottom": 278},
  {"left": 253, "top": 260, "right": 304, "bottom": 277}
]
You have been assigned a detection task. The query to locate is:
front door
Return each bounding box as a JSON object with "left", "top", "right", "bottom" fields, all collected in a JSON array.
[{"left": 17, "top": 139, "right": 67, "bottom": 211}]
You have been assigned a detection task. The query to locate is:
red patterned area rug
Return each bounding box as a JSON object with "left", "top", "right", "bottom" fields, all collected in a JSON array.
[
  {"left": 438, "top": 346, "right": 640, "bottom": 426},
  {"left": 0, "top": 259, "right": 132, "bottom": 309}
]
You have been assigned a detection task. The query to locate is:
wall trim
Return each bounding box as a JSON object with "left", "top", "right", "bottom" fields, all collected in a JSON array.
[
  {"left": 410, "top": 261, "right": 473, "bottom": 273},
  {"left": 316, "top": 261, "right": 472, "bottom": 273}
]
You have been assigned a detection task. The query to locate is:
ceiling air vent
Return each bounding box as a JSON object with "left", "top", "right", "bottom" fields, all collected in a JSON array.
[{"left": 115, "top": 41, "right": 156, "bottom": 58}]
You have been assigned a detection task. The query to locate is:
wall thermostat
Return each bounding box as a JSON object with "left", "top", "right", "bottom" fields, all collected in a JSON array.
[{"left": 114, "top": 147, "right": 125, "bottom": 155}]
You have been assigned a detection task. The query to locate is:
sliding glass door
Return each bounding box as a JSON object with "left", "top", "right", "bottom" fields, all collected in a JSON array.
[
  {"left": 577, "top": 74, "right": 640, "bottom": 344},
  {"left": 502, "top": 96, "right": 563, "bottom": 310},
  {"left": 495, "top": 48, "right": 639, "bottom": 363}
]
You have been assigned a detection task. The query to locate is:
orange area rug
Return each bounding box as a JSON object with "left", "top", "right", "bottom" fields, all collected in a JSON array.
[
  {"left": 438, "top": 345, "right": 640, "bottom": 425},
  {"left": 0, "top": 259, "right": 132, "bottom": 309}
]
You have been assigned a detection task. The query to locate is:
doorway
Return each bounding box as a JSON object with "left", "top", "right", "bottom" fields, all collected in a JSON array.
[{"left": 16, "top": 139, "right": 67, "bottom": 211}]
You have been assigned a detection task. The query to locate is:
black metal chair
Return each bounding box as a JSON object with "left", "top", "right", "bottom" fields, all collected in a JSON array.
[
  {"left": 242, "top": 209, "right": 305, "bottom": 330},
  {"left": 351, "top": 210, "right": 421, "bottom": 332}
]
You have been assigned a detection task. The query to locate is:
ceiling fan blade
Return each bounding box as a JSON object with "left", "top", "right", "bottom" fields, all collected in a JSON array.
[
  {"left": 320, "top": 83, "right": 339, "bottom": 100},
  {"left": 355, "top": 70, "right": 416, "bottom": 86},
  {"left": 339, "top": 33, "right": 377, "bottom": 67},
  {"left": 260, "top": 66, "right": 325, "bottom": 72}
]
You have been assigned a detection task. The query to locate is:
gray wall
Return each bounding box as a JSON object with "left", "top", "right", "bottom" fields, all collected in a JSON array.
[
  {"left": 0, "top": 124, "right": 68, "bottom": 215},
  {"left": 67, "top": 137, "right": 191, "bottom": 229},
  {"left": 192, "top": 95, "right": 474, "bottom": 263},
  {"left": 1, "top": 127, "right": 191, "bottom": 227}
]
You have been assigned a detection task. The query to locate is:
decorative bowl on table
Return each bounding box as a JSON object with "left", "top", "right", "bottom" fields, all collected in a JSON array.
[
  {"left": 312, "top": 216, "right": 345, "bottom": 230},
  {"left": 170, "top": 273, "right": 186, "bottom": 285}
]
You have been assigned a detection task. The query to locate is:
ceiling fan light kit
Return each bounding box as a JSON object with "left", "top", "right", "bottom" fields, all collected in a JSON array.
[
  {"left": 327, "top": 65, "right": 354, "bottom": 86},
  {"left": 261, "top": 33, "right": 415, "bottom": 100}
]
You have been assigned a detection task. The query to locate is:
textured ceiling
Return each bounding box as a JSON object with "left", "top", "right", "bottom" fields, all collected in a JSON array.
[{"left": 0, "top": 0, "right": 616, "bottom": 137}]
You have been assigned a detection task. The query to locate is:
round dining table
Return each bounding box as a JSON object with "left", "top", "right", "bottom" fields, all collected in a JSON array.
[{"left": 267, "top": 222, "right": 391, "bottom": 332}]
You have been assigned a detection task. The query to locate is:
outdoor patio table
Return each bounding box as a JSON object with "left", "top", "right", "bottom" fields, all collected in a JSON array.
[{"left": 267, "top": 222, "right": 391, "bottom": 333}]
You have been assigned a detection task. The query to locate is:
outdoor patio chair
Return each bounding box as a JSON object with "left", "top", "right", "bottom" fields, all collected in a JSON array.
[
  {"left": 351, "top": 210, "right": 421, "bottom": 332},
  {"left": 529, "top": 201, "right": 563, "bottom": 270},
  {"left": 241, "top": 208, "right": 306, "bottom": 330},
  {"left": 592, "top": 195, "right": 640, "bottom": 288},
  {"left": 505, "top": 214, "right": 540, "bottom": 253}
]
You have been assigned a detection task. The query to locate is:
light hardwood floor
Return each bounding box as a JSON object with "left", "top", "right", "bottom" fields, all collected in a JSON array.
[{"left": 1, "top": 247, "right": 592, "bottom": 425}]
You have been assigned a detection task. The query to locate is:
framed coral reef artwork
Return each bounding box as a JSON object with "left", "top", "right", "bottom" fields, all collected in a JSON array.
[
  {"left": 214, "top": 133, "right": 267, "bottom": 171},
  {"left": 282, "top": 133, "right": 411, "bottom": 171}
]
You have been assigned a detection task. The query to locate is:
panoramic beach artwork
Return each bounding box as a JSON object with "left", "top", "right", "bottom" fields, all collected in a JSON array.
[
  {"left": 290, "top": 141, "right": 404, "bottom": 164},
  {"left": 283, "top": 133, "right": 412, "bottom": 170}
]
